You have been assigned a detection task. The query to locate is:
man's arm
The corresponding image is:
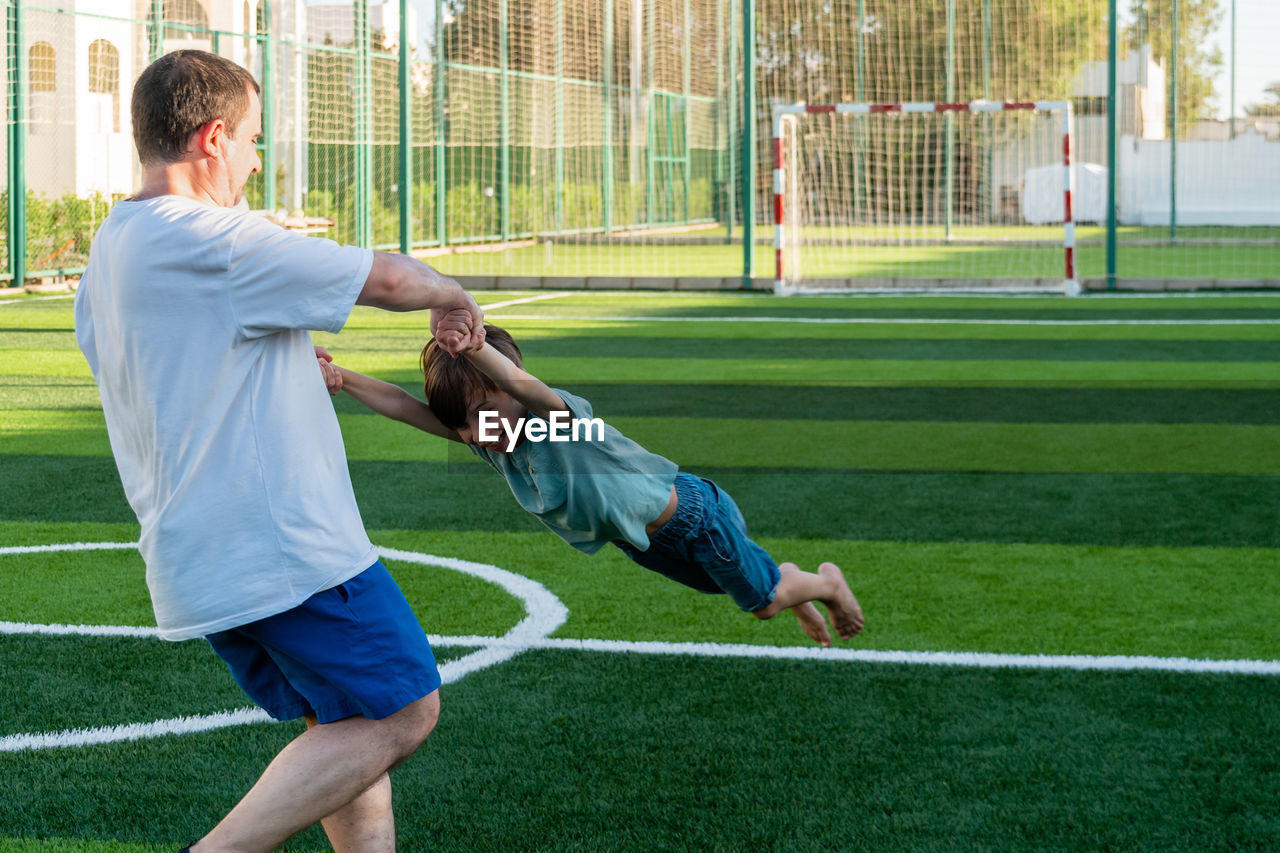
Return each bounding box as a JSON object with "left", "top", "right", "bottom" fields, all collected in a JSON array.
[
  {"left": 356, "top": 253, "right": 486, "bottom": 356},
  {"left": 466, "top": 343, "right": 567, "bottom": 423},
  {"left": 336, "top": 366, "right": 462, "bottom": 442}
]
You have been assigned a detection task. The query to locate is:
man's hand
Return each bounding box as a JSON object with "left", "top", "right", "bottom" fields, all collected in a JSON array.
[{"left": 315, "top": 345, "right": 343, "bottom": 395}]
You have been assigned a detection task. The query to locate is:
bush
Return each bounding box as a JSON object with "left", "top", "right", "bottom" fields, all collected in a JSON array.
[{"left": 0, "top": 190, "right": 116, "bottom": 272}]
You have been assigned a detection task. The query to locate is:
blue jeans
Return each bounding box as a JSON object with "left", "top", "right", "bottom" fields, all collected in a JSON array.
[{"left": 615, "top": 473, "right": 781, "bottom": 613}]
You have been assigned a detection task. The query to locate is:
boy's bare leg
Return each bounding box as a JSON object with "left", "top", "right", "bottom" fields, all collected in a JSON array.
[
  {"left": 190, "top": 691, "right": 438, "bottom": 853},
  {"left": 754, "top": 562, "right": 864, "bottom": 642}
]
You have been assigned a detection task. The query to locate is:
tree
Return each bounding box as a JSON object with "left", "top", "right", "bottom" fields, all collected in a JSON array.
[
  {"left": 1244, "top": 82, "right": 1280, "bottom": 118},
  {"left": 1124, "top": 0, "right": 1225, "bottom": 137},
  {"left": 755, "top": 0, "right": 1108, "bottom": 106}
]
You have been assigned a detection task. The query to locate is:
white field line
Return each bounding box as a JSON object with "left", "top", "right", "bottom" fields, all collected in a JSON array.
[
  {"left": 427, "top": 636, "right": 1280, "bottom": 676},
  {"left": 0, "top": 708, "right": 272, "bottom": 752},
  {"left": 0, "top": 293, "right": 75, "bottom": 305},
  {"left": 3, "top": 619, "right": 1275, "bottom": 677},
  {"left": 0, "top": 541, "right": 138, "bottom": 555},
  {"left": 784, "top": 291, "right": 1280, "bottom": 300},
  {"left": 480, "top": 292, "right": 572, "bottom": 312},
  {"left": 5, "top": 540, "right": 1279, "bottom": 754},
  {"left": 0, "top": 540, "right": 568, "bottom": 752},
  {"left": 0, "top": 620, "right": 158, "bottom": 638},
  {"left": 481, "top": 313, "right": 1280, "bottom": 327}
]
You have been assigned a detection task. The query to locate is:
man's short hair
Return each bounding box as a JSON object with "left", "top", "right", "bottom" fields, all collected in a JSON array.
[
  {"left": 131, "top": 50, "right": 261, "bottom": 165},
  {"left": 422, "top": 325, "right": 524, "bottom": 430}
]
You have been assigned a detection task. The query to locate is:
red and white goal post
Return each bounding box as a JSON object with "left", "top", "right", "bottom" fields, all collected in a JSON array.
[{"left": 771, "top": 100, "right": 1081, "bottom": 296}]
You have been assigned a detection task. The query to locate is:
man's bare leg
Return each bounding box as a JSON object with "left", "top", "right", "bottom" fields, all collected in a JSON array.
[
  {"left": 753, "top": 562, "right": 864, "bottom": 642},
  {"left": 317, "top": 773, "right": 394, "bottom": 853},
  {"left": 302, "top": 716, "right": 396, "bottom": 853},
  {"left": 190, "top": 691, "right": 438, "bottom": 853}
]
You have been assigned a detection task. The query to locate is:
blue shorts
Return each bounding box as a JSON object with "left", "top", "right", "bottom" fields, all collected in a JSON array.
[
  {"left": 206, "top": 560, "right": 441, "bottom": 724},
  {"left": 615, "top": 473, "right": 781, "bottom": 613}
]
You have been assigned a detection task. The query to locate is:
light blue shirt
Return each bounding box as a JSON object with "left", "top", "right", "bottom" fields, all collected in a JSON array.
[{"left": 471, "top": 389, "right": 678, "bottom": 554}]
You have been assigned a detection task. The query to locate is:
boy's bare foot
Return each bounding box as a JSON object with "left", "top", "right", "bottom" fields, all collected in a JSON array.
[
  {"left": 819, "top": 562, "right": 864, "bottom": 639},
  {"left": 773, "top": 562, "right": 833, "bottom": 646},
  {"left": 789, "top": 602, "right": 832, "bottom": 647}
]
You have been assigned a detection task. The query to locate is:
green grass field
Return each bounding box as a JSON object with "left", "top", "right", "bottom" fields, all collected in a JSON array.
[
  {"left": 428, "top": 227, "right": 1280, "bottom": 282},
  {"left": 2, "top": 290, "right": 1279, "bottom": 851}
]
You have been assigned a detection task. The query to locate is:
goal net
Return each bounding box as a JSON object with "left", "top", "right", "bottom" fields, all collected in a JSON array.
[{"left": 773, "top": 100, "right": 1079, "bottom": 295}]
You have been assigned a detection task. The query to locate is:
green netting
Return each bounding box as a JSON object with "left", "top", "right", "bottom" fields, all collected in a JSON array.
[{"left": 2, "top": 0, "right": 1277, "bottom": 287}]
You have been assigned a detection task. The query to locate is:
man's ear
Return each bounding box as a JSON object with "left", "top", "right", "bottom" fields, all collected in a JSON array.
[{"left": 194, "top": 118, "right": 228, "bottom": 158}]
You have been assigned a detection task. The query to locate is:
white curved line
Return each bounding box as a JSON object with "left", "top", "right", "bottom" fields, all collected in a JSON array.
[
  {"left": 0, "top": 541, "right": 139, "bottom": 555},
  {"left": 0, "top": 542, "right": 568, "bottom": 752},
  {"left": 0, "top": 621, "right": 159, "bottom": 638},
  {"left": 374, "top": 545, "right": 567, "bottom": 684},
  {"left": 0, "top": 708, "right": 272, "bottom": 752}
]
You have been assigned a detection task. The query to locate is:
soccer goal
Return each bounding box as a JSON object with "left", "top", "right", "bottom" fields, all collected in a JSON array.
[{"left": 772, "top": 100, "right": 1080, "bottom": 296}]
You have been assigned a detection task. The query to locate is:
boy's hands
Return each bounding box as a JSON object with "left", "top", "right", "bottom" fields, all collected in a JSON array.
[
  {"left": 432, "top": 305, "right": 486, "bottom": 357},
  {"left": 315, "top": 345, "right": 343, "bottom": 395}
]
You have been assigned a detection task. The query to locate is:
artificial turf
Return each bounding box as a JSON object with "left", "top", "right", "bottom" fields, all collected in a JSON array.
[{"left": 1, "top": 290, "right": 1278, "bottom": 850}]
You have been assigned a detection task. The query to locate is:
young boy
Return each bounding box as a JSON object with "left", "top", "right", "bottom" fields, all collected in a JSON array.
[{"left": 333, "top": 323, "right": 863, "bottom": 646}]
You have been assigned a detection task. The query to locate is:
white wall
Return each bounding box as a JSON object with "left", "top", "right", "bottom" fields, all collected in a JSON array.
[
  {"left": 74, "top": 2, "right": 136, "bottom": 198},
  {"left": 1118, "top": 130, "right": 1280, "bottom": 226}
]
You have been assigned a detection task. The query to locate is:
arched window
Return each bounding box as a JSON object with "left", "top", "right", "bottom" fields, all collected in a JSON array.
[
  {"left": 89, "top": 39, "right": 121, "bottom": 132},
  {"left": 165, "top": 0, "right": 209, "bottom": 34},
  {"left": 29, "top": 42, "right": 55, "bottom": 93}
]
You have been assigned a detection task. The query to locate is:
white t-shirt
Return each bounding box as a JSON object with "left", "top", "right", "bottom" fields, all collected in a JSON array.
[{"left": 75, "top": 195, "right": 377, "bottom": 640}]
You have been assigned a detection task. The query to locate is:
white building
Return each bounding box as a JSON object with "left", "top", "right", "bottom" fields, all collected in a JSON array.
[
  {"left": 10, "top": 0, "right": 407, "bottom": 205},
  {"left": 15, "top": 0, "right": 266, "bottom": 198}
]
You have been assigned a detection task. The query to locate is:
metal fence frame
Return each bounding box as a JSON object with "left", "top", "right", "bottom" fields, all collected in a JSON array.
[{"left": 2, "top": 0, "right": 749, "bottom": 286}]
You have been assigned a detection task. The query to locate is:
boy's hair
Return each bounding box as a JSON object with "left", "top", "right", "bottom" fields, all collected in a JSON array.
[
  {"left": 421, "top": 325, "right": 523, "bottom": 430},
  {"left": 131, "top": 50, "right": 261, "bottom": 166}
]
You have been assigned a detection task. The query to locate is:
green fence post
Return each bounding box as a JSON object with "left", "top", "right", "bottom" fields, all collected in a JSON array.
[
  {"left": 1229, "top": 0, "right": 1236, "bottom": 139},
  {"left": 645, "top": 0, "right": 655, "bottom": 225},
  {"left": 149, "top": 0, "right": 162, "bottom": 62},
  {"left": 1106, "top": 0, "right": 1118, "bottom": 290},
  {"left": 853, "top": 0, "right": 864, "bottom": 222},
  {"left": 603, "top": 0, "right": 613, "bottom": 234},
  {"left": 554, "top": 0, "right": 564, "bottom": 233},
  {"left": 982, "top": 0, "right": 992, "bottom": 220},
  {"left": 725, "top": 0, "right": 735, "bottom": 244},
  {"left": 260, "top": 1, "right": 275, "bottom": 213},
  {"left": 435, "top": 0, "right": 446, "bottom": 246},
  {"left": 8, "top": 0, "right": 26, "bottom": 288},
  {"left": 944, "top": 0, "right": 955, "bottom": 241},
  {"left": 714, "top": 0, "right": 723, "bottom": 225},
  {"left": 682, "top": 0, "right": 691, "bottom": 224},
  {"left": 1168, "top": 0, "right": 1177, "bottom": 244},
  {"left": 398, "top": 0, "right": 411, "bottom": 254},
  {"left": 499, "top": 0, "right": 509, "bottom": 241},
  {"left": 355, "top": 0, "right": 372, "bottom": 248},
  {"left": 740, "top": 0, "right": 754, "bottom": 287}
]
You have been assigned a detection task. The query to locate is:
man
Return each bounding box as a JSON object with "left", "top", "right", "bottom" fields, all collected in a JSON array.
[{"left": 74, "top": 50, "right": 483, "bottom": 852}]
